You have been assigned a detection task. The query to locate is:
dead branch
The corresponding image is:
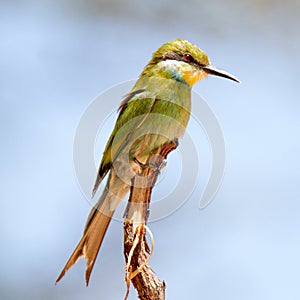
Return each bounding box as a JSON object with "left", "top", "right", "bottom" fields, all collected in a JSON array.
[{"left": 123, "top": 139, "right": 178, "bottom": 300}]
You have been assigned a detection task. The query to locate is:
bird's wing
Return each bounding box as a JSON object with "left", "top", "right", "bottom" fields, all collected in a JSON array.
[{"left": 92, "top": 89, "right": 157, "bottom": 195}]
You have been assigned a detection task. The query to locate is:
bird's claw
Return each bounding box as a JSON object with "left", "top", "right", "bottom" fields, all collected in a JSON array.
[{"left": 133, "top": 156, "right": 166, "bottom": 174}]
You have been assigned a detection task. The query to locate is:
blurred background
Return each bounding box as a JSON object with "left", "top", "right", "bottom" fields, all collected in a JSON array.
[{"left": 1, "top": 0, "right": 300, "bottom": 299}]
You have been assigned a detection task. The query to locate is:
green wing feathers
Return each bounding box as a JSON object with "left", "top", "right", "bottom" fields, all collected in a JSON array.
[
  {"left": 92, "top": 78, "right": 191, "bottom": 196},
  {"left": 92, "top": 89, "right": 156, "bottom": 195}
]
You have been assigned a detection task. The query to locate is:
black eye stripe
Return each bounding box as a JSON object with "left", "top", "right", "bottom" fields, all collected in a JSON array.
[
  {"left": 162, "top": 51, "right": 197, "bottom": 65},
  {"left": 162, "top": 51, "right": 182, "bottom": 61}
]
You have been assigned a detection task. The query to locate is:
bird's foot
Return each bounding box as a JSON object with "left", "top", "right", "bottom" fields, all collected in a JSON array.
[{"left": 133, "top": 156, "right": 166, "bottom": 175}]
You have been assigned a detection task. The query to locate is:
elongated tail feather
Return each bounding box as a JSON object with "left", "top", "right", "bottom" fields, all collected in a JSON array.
[
  {"left": 56, "top": 170, "right": 129, "bottom": 285},
  {"left": 56, "top": 194, "right": 112, "bottom": 285}
]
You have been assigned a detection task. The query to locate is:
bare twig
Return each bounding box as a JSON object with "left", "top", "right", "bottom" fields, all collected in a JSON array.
[{"left": 123, "top": 140, "right": 178, "bottom": 300}]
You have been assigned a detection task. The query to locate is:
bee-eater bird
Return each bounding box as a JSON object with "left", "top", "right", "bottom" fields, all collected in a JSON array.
[{"left": 56, "top": 38, "right": 239, "bottom": 285}]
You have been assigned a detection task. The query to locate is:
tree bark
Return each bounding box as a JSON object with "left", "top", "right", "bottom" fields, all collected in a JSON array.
[{"left": 123, "top": 139, "right": 178, "bottom": 300}]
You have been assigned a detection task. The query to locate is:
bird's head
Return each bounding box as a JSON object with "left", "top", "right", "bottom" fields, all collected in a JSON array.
[{"left": 141, "top": 38, "right": 239, "bottom": 87}]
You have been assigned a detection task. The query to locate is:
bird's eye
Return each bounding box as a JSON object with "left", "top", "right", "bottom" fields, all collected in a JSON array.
[{"left": 183, "top": 54, "right": 193, "bottom": 63}]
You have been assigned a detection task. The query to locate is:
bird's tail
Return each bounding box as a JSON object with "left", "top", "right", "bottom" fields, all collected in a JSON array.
[{"left": 56, "top": 171, "right": 129, "bottom": 285}]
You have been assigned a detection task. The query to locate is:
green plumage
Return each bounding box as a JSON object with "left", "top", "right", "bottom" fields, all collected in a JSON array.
[
  {"left": 93, "top": 39, "right": 210, "bottom": 192},
  {"left": 56, "top": 38, "right": 239, "bottom": 286},
  {"left": 94, "top": 75, "right": 191, "bottom": 193}
]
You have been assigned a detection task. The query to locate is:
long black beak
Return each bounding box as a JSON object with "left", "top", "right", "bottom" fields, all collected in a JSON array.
[{"left": 203, "top": 65, "right": 240, "bottom": 83}]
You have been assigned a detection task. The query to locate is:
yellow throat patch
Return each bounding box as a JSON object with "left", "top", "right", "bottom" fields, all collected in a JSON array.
[{"left": 181, "top": 68, "right": 207, "bottom": 87}]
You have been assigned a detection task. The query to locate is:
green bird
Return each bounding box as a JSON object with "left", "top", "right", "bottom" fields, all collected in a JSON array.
[{"left": 56, "top": 38, "right": 239, "bottom": 285}]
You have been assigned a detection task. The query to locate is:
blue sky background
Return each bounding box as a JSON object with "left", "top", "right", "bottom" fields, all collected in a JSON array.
[{"left": 1, "top": 1, "right": 300, "bottom": 299}]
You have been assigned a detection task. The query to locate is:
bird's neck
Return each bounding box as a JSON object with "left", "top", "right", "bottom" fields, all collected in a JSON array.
[{"left": 135, "top": 64, "right": 192, "bottom": 116}]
